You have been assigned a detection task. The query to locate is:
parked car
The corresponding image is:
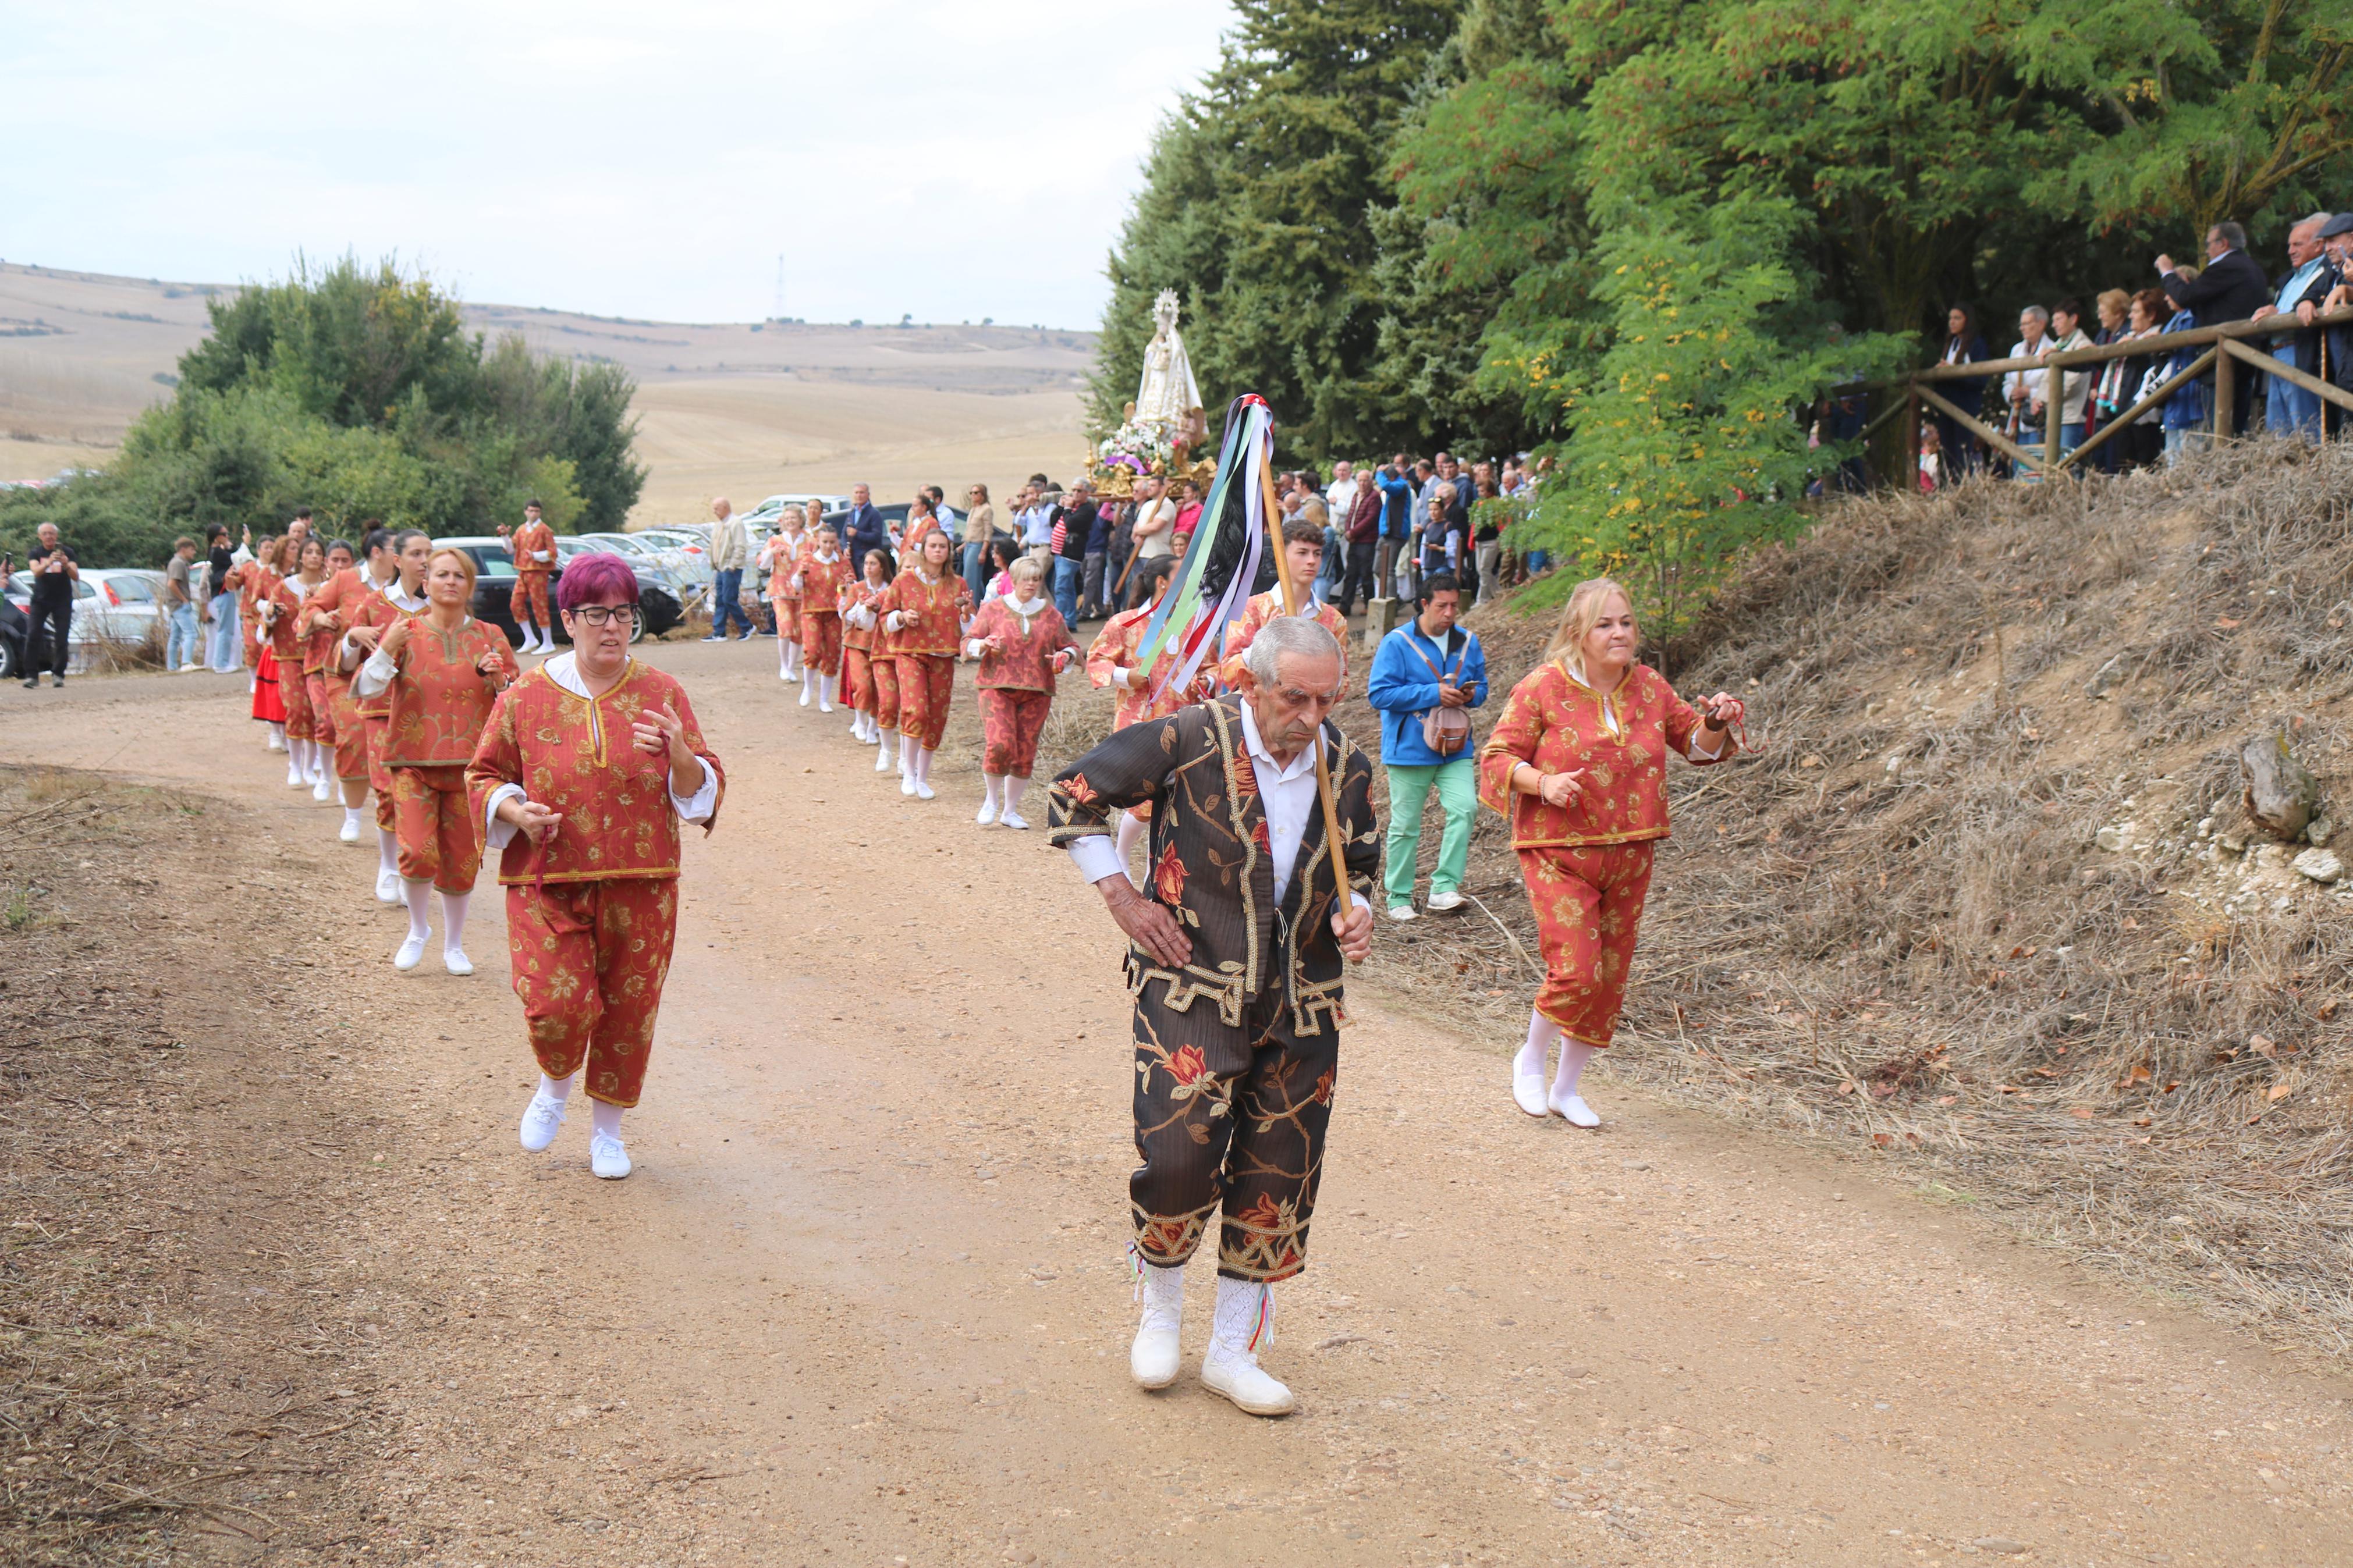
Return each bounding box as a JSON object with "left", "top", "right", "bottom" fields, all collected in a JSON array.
[
  {"left": 577, "top": 532, "right": 697, "bottom": 601},
  {"left": 0, "top": 592, "right": 26, "bottom": 680},
  {"left": 428, "top": 536, "right": 683, "bottom": 646},
  {"left": 740, "top": 494, "right": 849, "bottom": 531},
  {"left": 635, "top": 528, "right": 716, "bottom": 587},
  {"left": 4, "top": 568, "right": 165, "bottom": 672}
]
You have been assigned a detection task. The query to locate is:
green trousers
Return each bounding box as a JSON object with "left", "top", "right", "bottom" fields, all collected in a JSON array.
[{"left": 1383, "top": 758, "right": 1476, "bottom": 908}]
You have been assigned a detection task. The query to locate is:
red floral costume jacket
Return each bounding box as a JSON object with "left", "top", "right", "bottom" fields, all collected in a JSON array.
[
  {"left": 381, "top": 618, "right": 518, "bottom": 767},
  {"left": 465, "top": 660, "right": 726, "bottom": 887},
  {"left": 1476, "top": 660, "right": 1725, "bottom": 848},
  {"left": 966, "top": 598, "right": 1078, "bottom": 695},
  {"left": 882, "top": 568, "right": 972, "bottom": 658},
  {"left": 1085, "top": 601, "right": 1215, "bottom": 730}
]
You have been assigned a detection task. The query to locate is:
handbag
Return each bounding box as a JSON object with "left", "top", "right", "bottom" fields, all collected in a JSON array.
[{"left": 1407, "top": 629, "right": 1472, "bottom": 756}]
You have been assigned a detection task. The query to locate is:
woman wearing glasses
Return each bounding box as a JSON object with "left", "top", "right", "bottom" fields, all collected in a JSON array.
[{"left": 467, "top": 555, "right": 726, "bottom": 1181}]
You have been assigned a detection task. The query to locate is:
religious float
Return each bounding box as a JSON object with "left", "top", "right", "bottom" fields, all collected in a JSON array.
[{"left": 1093, "top": 290, "right": 1216, "bottom": 499}]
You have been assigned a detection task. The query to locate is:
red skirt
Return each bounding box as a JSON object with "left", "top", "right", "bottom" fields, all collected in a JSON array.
[{"left": 250, "top": 644, "right": 287, "bottom": 724}]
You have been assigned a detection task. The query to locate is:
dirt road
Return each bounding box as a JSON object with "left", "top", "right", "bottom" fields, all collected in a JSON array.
[{"left": 6, "top": 646, "right": 2351, "bottom": 1566}]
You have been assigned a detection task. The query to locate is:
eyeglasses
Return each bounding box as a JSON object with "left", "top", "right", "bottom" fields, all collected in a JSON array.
[{"left": 566, "top": 605, "right": 638, "bottom": 627}]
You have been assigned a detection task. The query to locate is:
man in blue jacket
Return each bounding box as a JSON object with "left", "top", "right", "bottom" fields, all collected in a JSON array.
[
  {"left": 1372, "top": 455, "right": 1416, "bottom": 602},
  {"left": 841, "top": 483, "right": 892, "bottom": 577},
  {"left": 1365, "top": 571, "right": 1486, "bottom": 920}
]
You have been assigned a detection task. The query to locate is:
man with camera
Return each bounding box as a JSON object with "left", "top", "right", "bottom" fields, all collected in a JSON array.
[
  {"left": 23, "top": 522, "right": 78, "bottom": 688},
  {"left": 1365, "top": 571, "right": 1487, "bottom": 922}
]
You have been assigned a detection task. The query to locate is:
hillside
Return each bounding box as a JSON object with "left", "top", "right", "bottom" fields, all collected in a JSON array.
[
  {"left": 1358, "top": 443, "right": 2353, "bottom": 1350},
  {"left": 0, "top": 261, "right": 1094, "bottom": 521}
]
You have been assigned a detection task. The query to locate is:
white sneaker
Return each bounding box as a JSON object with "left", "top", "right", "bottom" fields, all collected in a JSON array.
[
  {"left": 914, "top": 778, "right": 935, "bottom": 801},
  {"left": 518, "top": 1090, "right": 567, "bottom": 1152},
  {"left": 1513, "top": 1069, "right": 1550, "bottom": 1118},
  {"left": 1426, "top": 890, "right": 1465, "bottom": 913},
  {"left": 393, "top": 934, "right": 426, "bottom": 971},
  {"left": 374, "top": 867, "right": 403, "bottom": 905},
  {"left": 1551, "top": 1090, "right": 1601, "bottom": 1128},
  {"left": 312, "top": 774, "right": 333, "bottom": 802},
  {"left": 999, "top": 808, "right": 1030, "bottom": 831},
  {"left": 1386, "top": 904, "right": 1418, "bottom": 923},
  {"left": 286, "top": 759, "right": 306, "bottom": 787},
  {"left": 267, "top": 731, "right": 285, "bottom": 752},
  {"left": 799, "top": 680, "right": 813, "bottom": 707},
  {"left": 590, "top": 1132, "right": 632, "bottom": 1179},
  {"left": 975, "top": 798, "right": 999, "bottom": 826},
  {"left": 338, "top": 815, "right": 361, "bottom": 844},
  {"left": 442, "top": 947, "right": 474, "bottom": 976},
  {"left": 874, "top": 745, "right": 893, "bottom": 773},
  {"left": 900, "top": 771, "right": 917, "bottom": 797}
]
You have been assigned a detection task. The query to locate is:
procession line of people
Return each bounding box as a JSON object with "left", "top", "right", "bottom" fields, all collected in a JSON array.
[{"left": 226, "top": 517, "right": 721, "bottom": 1185}]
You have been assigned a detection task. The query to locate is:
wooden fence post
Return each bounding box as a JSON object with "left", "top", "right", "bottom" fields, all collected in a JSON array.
[{"left": 2215, "top": 346, "right": 2237, "bottom": 442}]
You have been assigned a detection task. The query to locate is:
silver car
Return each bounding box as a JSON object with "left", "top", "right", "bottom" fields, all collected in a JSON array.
[{"left": 6, "top": 568, "right": 166, "bottom": 672}]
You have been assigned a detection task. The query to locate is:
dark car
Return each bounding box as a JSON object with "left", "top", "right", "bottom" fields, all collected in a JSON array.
[
  {"left": 0, "top": 588, "right": 26, "bottom": 681},
  {"left": 430, "top": 536, "right": 683, "bottom": 646},
  {"left": 821, "top": 502, "right": 913, "bottom": 572}
]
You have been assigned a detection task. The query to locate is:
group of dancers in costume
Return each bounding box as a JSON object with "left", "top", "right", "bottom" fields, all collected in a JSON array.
[
  {"left": 757, "top": 502, "right": 1089, "bottom": 829},
  {"left": 229, "top": 520, "right": 721, "bottom": 1184}
]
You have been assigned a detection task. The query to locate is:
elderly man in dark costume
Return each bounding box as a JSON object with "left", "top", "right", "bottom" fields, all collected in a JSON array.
[{"left": 1048, "top": 614, "right": 1378, "bottom": 1417}]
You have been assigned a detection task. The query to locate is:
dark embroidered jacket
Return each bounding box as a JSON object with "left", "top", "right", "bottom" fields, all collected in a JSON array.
[{"left": 1047, "top": 695, "right": 1379, "bottom": 1040}]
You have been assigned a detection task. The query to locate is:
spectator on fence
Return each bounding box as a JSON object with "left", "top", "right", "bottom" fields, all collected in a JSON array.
[
  {"left": 2158, "top": 222, "right": 2270, "bottom": 436},
  {"left": 2038, "top": 298, "right": 2096, "bottom": 457},
  {"left": 1936, "top": 304, "right": 1993, "bottom": 472},
  {"left": 2109, "top": 289, "right": 2170, "bottom": 470},
  {"left": 2153, "top": 275, "right": 2211, "bottom": 465},
  {"left": 2319, "top": 214, "right": 2353, "bottom": 435},
  {"left": 164, "top": 535, "right": 203, "bottom": 672},
  {"left": 2003, "top": 305, "right": 2052, "bottom": 460},
  {"left": 2252, "top": 212, "right": 2337, "bottom": 444},
  {"left": 23, "top": 521, "right": 77, "bottom": 688}
]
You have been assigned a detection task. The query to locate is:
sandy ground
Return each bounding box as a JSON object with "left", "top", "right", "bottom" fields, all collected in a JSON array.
[
  {"left": 0, "top": 262, "right": 1091, "bottom": 517},
  {"left": 4, "top": 646, "right": 2352, "bottom": 1566}
]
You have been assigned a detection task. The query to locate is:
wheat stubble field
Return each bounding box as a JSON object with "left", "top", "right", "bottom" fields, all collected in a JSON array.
[{"left": 0, "top": 261, "right": 1094, "bottom": 518}]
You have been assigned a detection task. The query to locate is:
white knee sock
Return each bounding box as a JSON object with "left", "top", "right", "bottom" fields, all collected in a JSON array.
[
  {"left": 1553, "top": 1040, "right": 1596, "bottom": 1100},
  {"left": 440, "top": 890, "right": 470, "bottom": 954},
  {"left": 590, "top": 1100, "right": 624, "bottom": 1141},
  {"left": 1003, "top": 775, "right": 1030, "bottom": 814},
  {"left": 1516, "top": 1011, "right": 1560, "bottom": 1080},
  {"left": 538, "top": 1071, "right": 575, "bottom": 1104},
  {"left": 342, "top": 805, "right": 364, "bottom": 834},
  {"left": 778, "top": 640, "right": 791, "bottom": 676},
  {"left": 1115, "top": 810, "right": 1144, "bottom": 867},
  {"left": 269, "top": 721, "right": 286, "bottom": 746},
  {"left": 400, "top": 877, "right": 432, "bottom": 944},
  {"left": 981, "top": 773, "right": 1002, "bottom": 810},
  {"left": 917, "top": 747, "right": 935, "bottom": 784},
  {"left": 377, "top": 828, "right": 400, "bottom": 877}
]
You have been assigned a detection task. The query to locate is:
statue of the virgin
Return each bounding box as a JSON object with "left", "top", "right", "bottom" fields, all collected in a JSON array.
[{"left": 1133, "top": 289, "right": 1201, "bottom": 432}]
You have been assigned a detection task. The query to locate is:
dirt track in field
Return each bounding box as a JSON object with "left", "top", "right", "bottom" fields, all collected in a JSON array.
[{"left": 3, "top": 645, "right": 2351, "bottom": 1566}]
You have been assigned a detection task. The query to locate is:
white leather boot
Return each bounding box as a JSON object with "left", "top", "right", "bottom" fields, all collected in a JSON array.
[
  {"left": 1130, "top": 1254, "right": 1183, "bottom": 1390},
  {"left": 1201, "top": 1275, "right": 1294, "bottom": 1416}
]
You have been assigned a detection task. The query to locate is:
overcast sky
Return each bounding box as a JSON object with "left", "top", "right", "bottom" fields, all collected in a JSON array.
[{"left": 0, "top": 0, "right": 1234, "bottom": 329}]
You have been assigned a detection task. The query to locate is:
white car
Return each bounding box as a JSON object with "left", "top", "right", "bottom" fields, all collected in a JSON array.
[{"left": 6, "top": 568, "right": 166, "bottom": 672}]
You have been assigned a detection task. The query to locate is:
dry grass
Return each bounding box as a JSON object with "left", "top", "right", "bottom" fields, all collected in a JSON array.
[{"left": 1337, "top": 439, "right": 2353, "bottom": 1352}]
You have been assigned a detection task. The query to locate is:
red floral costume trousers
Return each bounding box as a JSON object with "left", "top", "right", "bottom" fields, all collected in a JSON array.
[
  {"left": 1517, "top": 841, "right": 1655, "bottom": 1047},
  {"left": 506, "top": 877, "right": 678, "bottom": 1108},
  {"left": 979, "top": 688, "right": 1050, "bottom": 776},
  {"left": 896, "top": 652, "right": 954, "bottom": 750},
  {"left": 868, "top": 653, "right": 899, "bottom": 730},
  {"left": 509, "top": 572, "right": 550, "bottom": 627},
  {"left": 306, "top": 671, "right": 336, "bottom": 747},
  {"left": 799, "top": 609, "right": 843, "bottom": 676},
  {"left": 1130, "top": 986, "right": 1337, "bottom": 1284},
  {"left": 390, "top": 765, "right": 482, "bottom": 893}
]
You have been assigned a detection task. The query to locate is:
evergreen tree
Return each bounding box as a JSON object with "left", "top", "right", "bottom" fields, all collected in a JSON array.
[{"left": 1092, "top": 0, "right": 1462, "bottom": 460}]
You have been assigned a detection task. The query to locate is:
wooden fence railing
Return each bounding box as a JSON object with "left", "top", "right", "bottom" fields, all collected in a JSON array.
[{"left": 1844, "top": 306, "right": 2353, "bottom": 481}]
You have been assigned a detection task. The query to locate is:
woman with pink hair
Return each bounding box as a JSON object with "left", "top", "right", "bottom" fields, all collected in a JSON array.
[{"left": 467, "top": 554, "right": 726, "bottom": 1181}]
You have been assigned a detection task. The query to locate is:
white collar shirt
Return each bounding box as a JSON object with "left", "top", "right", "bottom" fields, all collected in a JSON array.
[
  {"left": 477, "top": 651, "right": 718, "bottom": 849},
  {"left": 1237, "top": 697, "right": 1323, "bottom": 906}
]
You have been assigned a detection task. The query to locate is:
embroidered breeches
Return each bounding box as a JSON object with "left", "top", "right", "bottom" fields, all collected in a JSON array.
[{"left": 1517, "top": 841, "right": 1656, "bottom": 1048}]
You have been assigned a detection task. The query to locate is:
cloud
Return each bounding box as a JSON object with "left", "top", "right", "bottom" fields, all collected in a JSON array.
[{"left": 0, "top": 0, "right": 1232, "bottom": 326}]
